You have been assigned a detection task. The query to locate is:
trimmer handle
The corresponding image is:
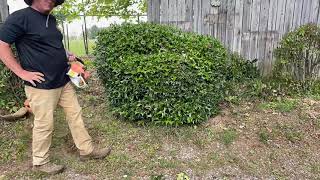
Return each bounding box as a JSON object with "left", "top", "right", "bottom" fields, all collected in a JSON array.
[{"left": 75, "top": 57, "right": 85, "bottom": 65}]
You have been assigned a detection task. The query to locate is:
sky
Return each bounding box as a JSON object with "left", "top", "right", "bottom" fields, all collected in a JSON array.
[{"left": 7, "top": 0, "right": 147, "bottom": 36}]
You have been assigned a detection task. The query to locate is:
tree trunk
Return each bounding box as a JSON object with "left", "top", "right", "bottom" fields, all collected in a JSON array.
[
  {"left": 82, "top": 25, "right": 87, "bottom": 55},
  {"left": 82, "top": 0, "right": 89, "bottom": 55},
  {"left": 83, "top": 15, "right": 89, "bottom": 55},
  {"left": 61, "top": 22, "right": 67, "bottom": 49},
  {"left": 66, "top": 23, "right": 70, "bottom": 50}
]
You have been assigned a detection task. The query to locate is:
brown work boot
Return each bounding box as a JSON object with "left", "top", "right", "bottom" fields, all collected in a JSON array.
[
  {"left": 80, "top": 146, "right": 112, "bottom": 161},
  {"left": 32, "top": 162, "right": 65, "bottom": 175}
]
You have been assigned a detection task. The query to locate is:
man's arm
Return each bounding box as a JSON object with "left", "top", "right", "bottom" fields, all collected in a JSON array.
[{"left": 0, "top": 40, "right": 45, "bottom": 86}]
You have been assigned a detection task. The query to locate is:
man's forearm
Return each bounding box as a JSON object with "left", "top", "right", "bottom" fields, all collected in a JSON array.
[{"left": 0, "top": 41, "right": 25, "bottom": 77}]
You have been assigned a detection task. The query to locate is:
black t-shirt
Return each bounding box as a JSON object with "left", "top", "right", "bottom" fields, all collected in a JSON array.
[{"left": 0, "top": 7, "right": 70, "bottom": 89}]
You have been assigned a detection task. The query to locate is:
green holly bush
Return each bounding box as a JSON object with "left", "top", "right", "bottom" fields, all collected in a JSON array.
[{"left": 94, "top": 23, "right": 228, "bottom": 125}]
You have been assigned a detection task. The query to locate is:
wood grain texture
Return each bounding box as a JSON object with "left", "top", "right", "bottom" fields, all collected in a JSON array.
[
  {"left": 147, "top": 0, "right": 320, "bottom": 74},
  {"left": 0, "top": 0, "right": 9, "bottom": 22}
]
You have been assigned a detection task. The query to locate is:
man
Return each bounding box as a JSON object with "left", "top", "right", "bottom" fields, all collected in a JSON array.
[{"left": 0, "top": 0, "right": 111, "bottom": 175}]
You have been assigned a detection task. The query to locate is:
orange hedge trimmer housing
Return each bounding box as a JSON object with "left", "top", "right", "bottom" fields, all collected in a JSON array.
[{"left": 66, "top": 57, "right": 90, "bottom": 88}]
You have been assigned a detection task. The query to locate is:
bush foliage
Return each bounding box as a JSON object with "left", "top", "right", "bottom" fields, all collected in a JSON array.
[
  {"left": 227, "top": 24, "right": 320, "bottom": 100},
  {"left": 94, "top": 23, "right": 228, "bottom": 125},
  {"left": 0, "top": 47, "right": 24, "bottom": 111},
  {"left": 224, "top": 53, "right": 262, "bottom": 103},
  {"left": 272, "top": 23, "right": 320, "bottom": 95},
  {"left": 94, "top": 23, "right": 320, "bottom": 126}
]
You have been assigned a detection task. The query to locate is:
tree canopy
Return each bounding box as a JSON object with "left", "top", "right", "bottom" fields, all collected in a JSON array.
[
  {"left": 88, "top": 25, "right": 101, "bottom": 39},
  {"left": 54, "top": 0, "right": 147, "bottom": 22}
]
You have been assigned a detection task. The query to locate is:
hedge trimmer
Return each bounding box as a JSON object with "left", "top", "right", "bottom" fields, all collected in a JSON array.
[{"left": 67, "top": 57, "right": 90, "bottom": 88}]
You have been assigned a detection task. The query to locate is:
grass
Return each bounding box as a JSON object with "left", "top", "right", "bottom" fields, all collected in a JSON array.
[
  {"left": 208, "top": 152, "right": 222, "bottom": 164},
  {"left": 283, "top": 128, "right": 304, "bottom": 143},
  {"left": 258, "top": 129, "right": 271, "bottom": 145},
  {"left": 64, "top": 39, "right": 95, "bottom": 57},
  {"left": 315, "top": 118, "right": 320, "bottom": 129},
  {"left": 0, "top": 119, "right": 31, "bottom": 164},
  {"left": 311, "top": 163, "right": 320, "bottom": 174},
  {"left": 258, "top": 99, "right": 298, "bottom": 113},
  {"left": 257, "top": 124, "right": 304, "bottom": 144},
  {"left": 1, "top": 72, "right": 320, "bottom": 179},
  {"left": 219, "top": 129, "right": 238, "bottom": 146},
  {"left": 150, "top": 174, "right": 165, "bottom": 180}
]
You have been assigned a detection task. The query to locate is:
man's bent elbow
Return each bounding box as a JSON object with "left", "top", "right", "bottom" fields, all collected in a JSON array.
[
  {"left": 0, "top": 40, "right": 10, "bottom": 47},
  {"left": 0, "top": 40, "right": 13, "bottom": 58}
]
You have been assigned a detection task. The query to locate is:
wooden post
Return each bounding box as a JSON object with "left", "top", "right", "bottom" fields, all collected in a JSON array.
[
  {"left": 66, "top": 23, "right": 70, "bottom": 50},
  {"left": 147, "top": 0, "right": 160, "bottom": 23},
  {"left": 83, "top": 15, "right": 89, "bottom": 55},
  {"left": 61, "top": 22, "right": 67, "bottom": 49},
  {"left": 0, "top": 0, "right": 9, "bottom": 23},
  {"left": 81, "top": 0, "right": 89, "bottom": 55},
  {"left": 82, "top": 25, "right": 86, "bottom": 55}
]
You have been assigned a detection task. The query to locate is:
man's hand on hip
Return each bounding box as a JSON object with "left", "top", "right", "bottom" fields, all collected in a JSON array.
[
  {"left": 18, "top": 70, "right": 45, "bottom": 87},
  {"left": 0, "top": 40, "right": 45, "bottom": 87}
]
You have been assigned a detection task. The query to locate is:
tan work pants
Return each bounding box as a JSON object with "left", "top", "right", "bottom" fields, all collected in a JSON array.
[{"left": 25, "top": 82, "right": 94, "bottom": 166}]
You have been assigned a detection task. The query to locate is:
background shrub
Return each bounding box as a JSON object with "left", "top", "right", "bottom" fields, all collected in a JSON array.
[
  {"left": 94, "top": 23, "right": 228, "bottom": 125},
  {"left": 0, "top": 47, "right": 24, "bottom": 111},
  {"left": 272, "top": 23, "right": 320, "bottom": 96},
  {"left": 227, "top": 24, "right": 320, "bottom": 101},
  {"left": 226, "top": 53, "right": 259, "bottom": 82},
  {"left": 224, "top": 53, "right": 263, "bottom": 103}
]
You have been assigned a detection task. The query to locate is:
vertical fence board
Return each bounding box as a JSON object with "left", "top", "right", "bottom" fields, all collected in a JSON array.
[
  {"left": 257, "top": 0, "right": 270, "bottom": 75},
  {"left": 284, "top": 0, "right": 295, "bottom": 33},
  {"left": 225, "top": 0, "right": 236, "bottom": 51},
  {"left": 249, "top": 0, "right": 261, "bottom": 60},
  {"left": 201, "top": 0, "right": 210, "bottom": 35},
  {"left": 265, "top": 0, "right": 279, "bottom": 73},
  {"left": 293, "top": 0, "right": 304, "bottom": 29},
  {"left": 169, "top": 0, "right": 177, "bottom": 24},
  {"left": 241, "top": 0, "right": 253, "bottom": 59},
  {"left": 220, "top": 0, "right": 228, "bottom": 46},
  {"left": 0, "top": 0, "right": 9, "bottom": 23},
  {"left": 302, "top": 0, "right": 312, "bottom": 24},
  {"left": 310, "top": 0, "right": 320, "bottom": 23},
  {"left": 193, "top": 0, "right": 201, "bottom": 32},
  {"left": 233, "top": 0, "right": 244, "bottom": 53},
  {"left": 208, "top": 5, "right": 219, "bottom": 38},
  {"left": 318, "top": 0, "right": 320, "bottom": 25},
  {"left": 147, "top": 0, "right": 160, "bottom": 23},
  {"left": 160, "top": 0, "right": 169, "bottom": 23},
  {"left": 185, "top": 0, "right": 193, "bottom": 31}
]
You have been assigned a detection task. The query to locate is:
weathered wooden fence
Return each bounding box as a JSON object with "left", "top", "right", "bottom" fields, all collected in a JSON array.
[
  {"left": 147, "top": 0, "right": 320, "bottom": 75},
  {"left": 0, "top": 0, "right": 8, "bottom": 23}
]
